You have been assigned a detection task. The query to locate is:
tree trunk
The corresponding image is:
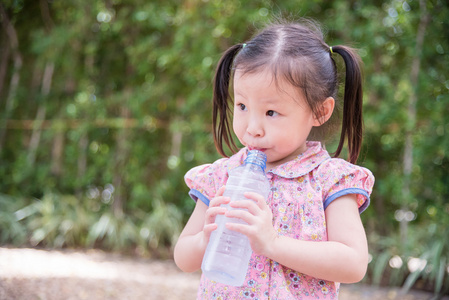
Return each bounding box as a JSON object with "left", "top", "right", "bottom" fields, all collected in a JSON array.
[
  {"left": 112, "top": 89, "right": 132, "bottom": 218},
  {"left": 76, "top": 132, "right": 88, "bottom": 199},
  {"left": 50, "top": 126, "right": 65, "bottom": 176},
  {"left": 0, "top": 33, "right": 11, "bottom": 97},
  {"left": 400, "top": 0, "right": 430, "bottom": 244},
  {"left": 0, "top": 3, "right": 22, "bottom": 154},
  {"left": 170, "top": 98, "right": 185, "bottom": 160},
  {"left": 27, "top": 62, "right": 54, "bottom": 165},
  {"left": 27, "top": 1, "right": 56, "bottom": 165}
]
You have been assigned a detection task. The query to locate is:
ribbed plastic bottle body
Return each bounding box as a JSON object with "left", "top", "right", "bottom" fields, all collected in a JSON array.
[{"left": 201, "top": 151, "right": 270, "bottom": 286}]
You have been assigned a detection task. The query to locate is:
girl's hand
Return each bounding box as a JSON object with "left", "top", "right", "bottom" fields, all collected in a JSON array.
[
  {"left": 224, "top": 192, "right": 277, "bottom": 256},
  {"left": 201, "top": 186, "right": 229, "bottom": 246},
  {"left": 174, "top": 186, "right": 229, "bottom": 273}
]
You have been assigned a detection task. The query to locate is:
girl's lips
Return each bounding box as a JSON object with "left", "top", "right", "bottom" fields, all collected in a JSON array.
[{"left": 248, "top": 146, "right": 267, "bottom": 152}]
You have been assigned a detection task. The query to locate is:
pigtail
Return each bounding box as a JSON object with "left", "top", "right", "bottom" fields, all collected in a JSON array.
[
  {"left": 331, "top": 46, "right": 363, "bottom": 164},
  {"left": 213, "top": 44, "right": 244, "bottom": 157}
]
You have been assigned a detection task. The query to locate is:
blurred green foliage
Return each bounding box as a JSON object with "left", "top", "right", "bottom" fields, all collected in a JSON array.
[{"left": 0, "top": 0, "right": 448, "bottom": 296}]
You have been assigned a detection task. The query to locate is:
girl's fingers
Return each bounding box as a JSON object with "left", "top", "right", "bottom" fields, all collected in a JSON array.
[
  {"left": 204, "top": 186, "right": 229, "bottom": 226},
  {"left": 203, "top": 223, "right": 218, "bottom": 236},
  {"left": 209, "top": 196, "right": 230, "bottom": 208},
  {"left": 216, "top": 185, "right": 226, "bottom": 197},
  {"left": 205, "top": 206, "right": 226, "bottom": 224},
  {"left": 231, "top": 200, "right": 259, "bottom": 216},
  {"left": 225, "top": 193, "right": 275, "bottom": 256},
  {"left": 244, "top": 192, "right": 268, "bottom": 209},
  {"left": 201, "top": 186, "right": 230, "bottom": 244},
  {"left": 225, "top": 209, "right": 253, "bottom": 224},
  {"left": 228, "top": 192, "right": 267, "bottom": 215},
  {"left": 201, "top": 223, "right": 218, "bottom": 245},
  {"left": 209, "top": 186, "right": 229, "bottom": 208},
  {"left": 225, "top": 222, "right": 251, "bottom": 236}
]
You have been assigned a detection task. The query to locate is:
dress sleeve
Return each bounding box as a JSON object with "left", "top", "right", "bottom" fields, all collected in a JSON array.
[
  {"left": 184, "top": 159, "right": 227, "bottom": 207},
  {"left": 319, "top": 158, "right": 375, "bottom": 213}
]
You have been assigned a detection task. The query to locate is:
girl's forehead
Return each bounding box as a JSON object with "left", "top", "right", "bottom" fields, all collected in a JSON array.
[
  {"left": 234, "top": 68, "right": 271, "bottom": 81},
  {"left": 233, "top": 68, "right": 306, "bottom": 104},
  {"left": 234, "top": 68, "right": 283, "bottom": 87},
  {"left": 234, "top": 68, "right": 301, "bottom": 93}
]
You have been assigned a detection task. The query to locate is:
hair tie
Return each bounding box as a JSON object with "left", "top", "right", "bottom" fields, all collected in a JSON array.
[{"left": 329, "top": 46, "right": 333, "bottom": 54}]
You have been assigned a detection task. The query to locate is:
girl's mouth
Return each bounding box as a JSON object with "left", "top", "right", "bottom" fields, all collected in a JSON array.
[{"left": 248, "top": 146, "right": 267, "bottom": 152}]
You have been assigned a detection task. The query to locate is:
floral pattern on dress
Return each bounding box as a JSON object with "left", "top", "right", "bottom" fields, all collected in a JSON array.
[{"left": 185, "top": 141, "right": 375, "bottom": 299}]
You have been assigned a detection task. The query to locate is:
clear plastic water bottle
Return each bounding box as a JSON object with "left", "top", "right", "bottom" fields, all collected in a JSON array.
[{"left": 201, "top": 150, "right": 271, "bottom": 286}]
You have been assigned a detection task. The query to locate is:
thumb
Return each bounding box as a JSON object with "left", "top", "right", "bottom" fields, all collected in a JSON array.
[
  {"left": 216, "top": 185, "right": 226, "bottom": 197},
  {"left": 202, "top": 223, "right": 218, "bottom": 244}
]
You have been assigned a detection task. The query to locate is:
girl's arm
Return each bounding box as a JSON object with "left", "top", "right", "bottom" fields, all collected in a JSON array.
[
  {"left": 174, "top": 187, "right": 229, "bottom": 273},
  {"left": 226, "top": 193, "right": 368, "bottom": 283}
]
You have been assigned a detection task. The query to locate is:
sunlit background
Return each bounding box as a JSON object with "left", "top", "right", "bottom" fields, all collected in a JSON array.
[{"left": 0, "top": 0, "right": 448, "bottom": 297}]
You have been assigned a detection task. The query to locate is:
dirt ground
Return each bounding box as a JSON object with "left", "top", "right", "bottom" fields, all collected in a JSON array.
[{"left": 0, "top": 247, "right": 446, "bottom": 300}]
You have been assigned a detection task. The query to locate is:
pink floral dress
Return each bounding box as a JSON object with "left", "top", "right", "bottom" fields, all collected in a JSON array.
[{"left": 185, "top": 141, "right": 375, "bottom": 299}]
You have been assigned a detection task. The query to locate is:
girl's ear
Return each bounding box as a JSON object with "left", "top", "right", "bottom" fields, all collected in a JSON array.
[{"left": 313, "top": 97, "right": 335, "bottom": 126}]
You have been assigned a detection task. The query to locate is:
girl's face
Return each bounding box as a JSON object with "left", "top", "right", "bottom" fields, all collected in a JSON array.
[{"left": 233, "top": 68, "right": 321, "bottom": 170}]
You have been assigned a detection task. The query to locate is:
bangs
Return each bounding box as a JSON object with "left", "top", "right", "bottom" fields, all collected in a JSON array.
[{"left": 234, "top": 56, "right": 321, "bottom": 109}]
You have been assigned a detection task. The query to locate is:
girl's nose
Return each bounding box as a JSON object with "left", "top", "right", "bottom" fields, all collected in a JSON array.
[{"left": 246, "top": 117, "right": 264, "bottom": 137}]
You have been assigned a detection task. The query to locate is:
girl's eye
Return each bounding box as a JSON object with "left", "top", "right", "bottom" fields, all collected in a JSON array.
[
  {"left": 238, "top": 103, "right": 247, "bottom": 111},
  {"left": 267, "top": 110, "right": 278, "bottom": 117}
]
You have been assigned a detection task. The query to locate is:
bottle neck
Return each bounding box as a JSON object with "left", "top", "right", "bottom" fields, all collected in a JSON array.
[{"left": 244, "top": 150, "right": 267, "bottom": 173}]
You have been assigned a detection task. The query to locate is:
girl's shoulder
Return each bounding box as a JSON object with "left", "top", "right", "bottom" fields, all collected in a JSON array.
[
  {"left": 316, "top": 157, "right": 375, "bottom": 213},
  {"left": 185, "top": 148, "right": 247, "bottom": 181},
  {"left": 184, "top": 148, "right": 248, "bottom": 203},
  {"left": 316, "top": 156, "right": 374, "bottom": 181}
]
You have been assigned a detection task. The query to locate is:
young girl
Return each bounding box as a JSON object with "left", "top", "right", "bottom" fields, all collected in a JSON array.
[{"left": 174, "top": 18, "right": 374, "bottom": 299}]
